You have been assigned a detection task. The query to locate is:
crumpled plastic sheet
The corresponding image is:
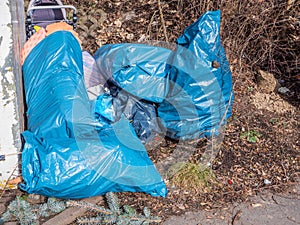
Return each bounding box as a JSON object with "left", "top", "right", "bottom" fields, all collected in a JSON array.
[
  {"left": 21, "top": 31, "right": 167, "bottom": 199},
  {"left": 93, "top": 10, "right": 233, "bottom": 141},
  {"left": 20, "top": 10, "right": 233, "bottom": 199}
]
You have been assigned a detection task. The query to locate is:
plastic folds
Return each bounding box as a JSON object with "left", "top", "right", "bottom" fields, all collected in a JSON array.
[
  {"left": 21, "top": 10, "right": 233, "bottom": 199},
  {"left": 93, "top": 10, "right": 233, "bottom": 140},
  {"left": 21, "top": 31, "right": 167, "bottom": 198}
]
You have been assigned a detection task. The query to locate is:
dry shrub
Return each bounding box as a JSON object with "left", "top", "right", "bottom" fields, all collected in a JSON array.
[
  {"left": 173, "top": 0, "right": 299, "bottom": 103},
  {"left": 220, "top": 0, "right": 299, "bottom": 80},
  {"left": 177, "top": 0, "right": 299, "bottom": 80}
]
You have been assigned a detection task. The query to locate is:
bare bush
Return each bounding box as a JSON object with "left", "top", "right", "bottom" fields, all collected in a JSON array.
[
  {"left": 175, "top": 0, "right": 299, "bottom": 80},
  {"left": 220, "top": 0, "right": 299, "bottom": 80}
]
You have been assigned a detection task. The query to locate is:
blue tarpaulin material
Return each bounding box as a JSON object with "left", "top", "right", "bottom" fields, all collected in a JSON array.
[{"left": 20, "top": 10, "right": 233, "bottom": 198}]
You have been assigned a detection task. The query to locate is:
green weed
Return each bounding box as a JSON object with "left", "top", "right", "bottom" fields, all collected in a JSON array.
[{"left": 240, "top": 130, "right": 261, "bottom": 143}]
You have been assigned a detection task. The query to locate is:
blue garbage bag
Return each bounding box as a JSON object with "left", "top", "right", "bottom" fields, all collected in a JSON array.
[
  {"left": 21, "top": 31, "right": 167, "bottom": 198},
  {"left": 93, "top": 10, "right": 233, "bottom": 140},
  {"left": 21, "top": 10, "right": 233, "bottom": 199},
  {"left": 158, "top": 10, "right": 233, "bottom": 139}
]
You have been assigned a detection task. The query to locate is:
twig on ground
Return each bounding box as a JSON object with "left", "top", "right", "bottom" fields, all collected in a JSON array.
[
  {"left": 157, "top": 0, "right": 169, "bottom": 42},
  {"left": 0, "top": 164, "right": 19, "bottom": 201},
  {"left": 231, "top": 209, "right": 242, "bottom": 225},
  {"left": 146, "top": 10, "right": 158, "bottom": 40}
]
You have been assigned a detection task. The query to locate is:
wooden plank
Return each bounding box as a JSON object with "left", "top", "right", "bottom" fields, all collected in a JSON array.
[{"left": 42, "top": 196, "right": 103, "bottom": 225}]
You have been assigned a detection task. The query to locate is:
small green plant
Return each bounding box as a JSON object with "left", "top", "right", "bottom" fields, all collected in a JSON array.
[
  {"left": 240, "top": 130, "right": 261, "bottom": 143},
  {"left": 270, "top": 118, "right": 279, "bottom": 124},
  {"left": 69, "top": 192, "right": 161, "bottom": 225},
  {"left": 167, "top": 162, "right": 215, "bottom": 192}
]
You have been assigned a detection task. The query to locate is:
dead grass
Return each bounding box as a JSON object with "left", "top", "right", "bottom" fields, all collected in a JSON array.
[{"left": 167, "top": 162, "right": 216, "bottom": 193}]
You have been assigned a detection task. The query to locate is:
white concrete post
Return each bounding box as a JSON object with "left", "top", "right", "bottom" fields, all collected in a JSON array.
[{"left": 0, "top": 0, "right": 25, "bottom": 188}]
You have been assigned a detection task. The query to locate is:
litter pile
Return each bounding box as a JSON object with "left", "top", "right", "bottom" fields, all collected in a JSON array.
[{"left": 20, "top": 9, "right": 233, "bottom": 199}]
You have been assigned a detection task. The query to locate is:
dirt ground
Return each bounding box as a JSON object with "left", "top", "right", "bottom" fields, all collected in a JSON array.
[
  {"left": 1, "top": 0, "right": 299, "bottom": 224},
  {"left": 163, "top": 181, "right": 300, "bottom": 225}
]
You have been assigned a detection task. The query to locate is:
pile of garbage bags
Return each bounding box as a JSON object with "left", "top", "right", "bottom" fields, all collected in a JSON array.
[{"left": 20, "top": 10, "right": 233, "bottom": 198}]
